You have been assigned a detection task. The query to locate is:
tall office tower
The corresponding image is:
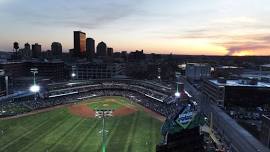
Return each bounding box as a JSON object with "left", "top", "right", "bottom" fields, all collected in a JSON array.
[
  {"left": 96, "top": 41, "right": 107, "bottom": 56},
  {"left": 51, "top": 42, "right": 62, "bottom": 57},
  {"left": 86, "top": 38, "right": 95, "bottom": 59},
  {"left": 107, "top": 47, "right": 113, "bottom": 56},
  {"left": 74, "top": 31, "right": 86, "bottom": 57},
  {"left": 32, "top": 43, "right": 42, "bottom": 58}
]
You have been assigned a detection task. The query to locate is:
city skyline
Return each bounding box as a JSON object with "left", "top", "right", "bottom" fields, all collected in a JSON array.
[{"left": 0, "top": 0, "right": 270, "bottom": 56}]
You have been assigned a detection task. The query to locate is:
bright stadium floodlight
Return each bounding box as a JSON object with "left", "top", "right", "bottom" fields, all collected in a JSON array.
[
  {"left": 30, "top": 84, "right": 40, "bottom": 93},
  {"left": 175, "top": 91, "right": 180, "bottom": 98},
  {"left": 30, "top": 68, "right": 39, "bottom": 101},
  {"left": 175, "top": 82, "right": 181, "bottom": 98},
  {"left": 71, "top": 65, "right": 77, "bottom": 80},
  {"left": 204, "top": 117, "right": 208, "bottom": 122}
]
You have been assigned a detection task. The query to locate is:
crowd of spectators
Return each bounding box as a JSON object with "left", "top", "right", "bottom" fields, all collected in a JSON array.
[
  {"left": 1, "top": 88, "right": 185, "bottom": 118},
  {"left": 47, "top": 82, "right": 169, "bottom": 103},
  {"left": 0, "top": 80, "right": 189, "bottom": 117}
]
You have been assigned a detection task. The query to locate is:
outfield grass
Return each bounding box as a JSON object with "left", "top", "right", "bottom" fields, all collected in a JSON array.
[{"left": 0, "top": 96, "right": 162, "bottom": 152}]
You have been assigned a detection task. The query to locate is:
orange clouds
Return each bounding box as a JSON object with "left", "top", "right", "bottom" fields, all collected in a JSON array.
[{"left": 230, "top": 50, "right": 254, "bottom": 56}]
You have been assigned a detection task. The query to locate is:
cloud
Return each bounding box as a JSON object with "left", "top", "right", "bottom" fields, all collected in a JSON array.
[
  {"left": 225, "top": 44, "right": 268, "bottom": 55},
  {"left": 218, "top": 35, "right": 270, "bottom": 55},
  {"left": 0, "top": 0, "right": 142, "bottom": 29},
  {"left": 161, "top": 15, "right": 270, "bottom": 55}
]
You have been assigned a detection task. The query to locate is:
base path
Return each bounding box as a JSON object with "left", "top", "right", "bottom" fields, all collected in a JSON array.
[
  {"left": 113, "top": 107, "right": 137, "bottom": 116},
  {"left": 68, "top": 104, "right": 95, "bottom": 118}
]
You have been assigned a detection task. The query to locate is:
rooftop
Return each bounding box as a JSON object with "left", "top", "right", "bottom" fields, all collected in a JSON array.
[
  {"left": 217, "top": 66, "right": 242, "bottom": 69},
  {"left": 261, "top": 64, "right": 270, "bottom": 68},
  {"left": 209, "top": 79, "right": 270, "bottom": 87},
  {"left": 187, "top": 63, "right": 209, "bottom": 66}
]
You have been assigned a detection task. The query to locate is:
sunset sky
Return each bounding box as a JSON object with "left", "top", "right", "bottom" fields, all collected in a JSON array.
[{"left": 0, "top": 0, "right": 270, "bottom": 55}]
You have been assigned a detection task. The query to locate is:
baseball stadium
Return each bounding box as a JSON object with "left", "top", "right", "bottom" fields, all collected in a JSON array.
[{"left": 0, "top": 79, "right": 203, "bottom": 152}]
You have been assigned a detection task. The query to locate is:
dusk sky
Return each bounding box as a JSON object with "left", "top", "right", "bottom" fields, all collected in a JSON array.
[{"left": 0, "top": 0, "right": 270, "bottom": 56}]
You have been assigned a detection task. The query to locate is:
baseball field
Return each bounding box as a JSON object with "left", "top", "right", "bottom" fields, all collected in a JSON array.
[{"left": 0, "top": 96, "right": 163, "bottom": 152}]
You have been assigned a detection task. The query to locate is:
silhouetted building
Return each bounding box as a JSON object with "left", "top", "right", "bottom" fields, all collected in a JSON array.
[
  {"left": 121, "top": 51, "right": 128, "bottom": 61},
  {"left": 0, "top": 75, "right": 6, "bottom": 97},
  {"left": 86, "top": 38, "right": 95, "bottom": 59},
  {"left": 96, "top": 41, "right": 107, "bottom": 56},
  {"left": 25, "top": 43, "right": 30, "bottom": 50},
  {"left": 73, "top": 31, "right": 86, "bottom": 57},
  {"left": 0, "top": 61, "right": 65, "bottom": 90},
  {"left": 42, "top": 50, "right": 53, "bottom": 59},
  {"left": 186, "top": 63, "right": 211, "bottom": 81},
  {"left": 128, "top": 50, "right": 145, "bottom": 62},
  {"left": 161, "top": 62, "right": 176, "bottom": 81},
  {"left": 32, "top": 43, "right": 42, "bottom": 58},
  {"left": 213, "top": 66, "right": 243, "bottom": 79},
  {"left": 29, "top": 61, "right": 65, "bottom": 81},
  {"left": 260, "top": 64, "right": 270, "bottom": 72},
  {"left": 69, "top": 49, "right": 75, "bottom": 57},
  {"left": 19, "top": 43, "right": 32, "bottom": 59},
  {"left": 51, "top": 42, "right": 62, "bottom": 58},
  {"left": 203, "top": 78, "right": 270, "bottom": 108},
  {"left": 261, "top": 115, "right": 270, "bottom": 149},
  {"left": 0, "top": 62, "right": 27, "bottom": 91},
  {"left": 75, "top": 62, "right": 124, "bottom": 79},
  {"left": 107, "top": 47, "right": 113, "bottom": 56}
]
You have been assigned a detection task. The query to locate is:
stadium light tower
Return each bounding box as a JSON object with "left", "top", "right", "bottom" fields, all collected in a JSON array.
[
  {"left": 0, "top": 70, "right": 7, "bottom": 114},
  {"left": 95, "top": 109, "right": 113, "bottom": 152},
  {"left": 157, "top": 67, "right": 161, "bottom": 82},
  {"left": 175, "top": 82, "right": 180, "bottom": 98},
  {"left": 30, "top": 68, "right": 40, "bottom": 101},
  {"left": 71, "top": 65, "right": 77, "bottom": 80},
  {"left": 175, "top": 72, "right": 181, "bottom": 98}
]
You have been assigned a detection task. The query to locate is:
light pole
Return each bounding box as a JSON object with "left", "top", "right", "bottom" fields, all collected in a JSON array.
[
  {"left": 175, "top": 72, "right": 181, "bottom": 98},
  {"left": 157, "top": 67, "right": 161, "bottom": 82},
  {"left": 71, "top": 65, "right": 77, "bottom": 80},
  {"left": 175, "top": 82, "right": 180, "bottom": 98},
  {"left": 29, "top": 68, "right": 40, "bottom": 100},
  {"left": 0, "top": 69, "right": 6, "bottom": 114},
  {"left": 95, "top": 109, "right": 113, "bottom": 152}
]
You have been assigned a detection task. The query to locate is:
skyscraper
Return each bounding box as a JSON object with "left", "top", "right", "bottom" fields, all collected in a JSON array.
[
  {"left": 32, "top": 43, "right": 42, "bottom": 58},
  {"left": 107, "top": 47, "right": 113, "bottom": 56},
  {"left": 51, "top": 42, "right": 62, "bottom": 57},
  {"left": 86, "top": 38, "right": 95, "bottom": 59},
  {"left": 74, "top": 31, "right": 86, "bottom": 57},
  {"left": 96, "top": 41, "right": 107, "bottom": 56}
]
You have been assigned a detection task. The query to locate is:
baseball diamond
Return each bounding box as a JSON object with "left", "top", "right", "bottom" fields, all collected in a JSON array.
[{"left": 0, "top": 96, "right": 163, "bottom": 152}]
